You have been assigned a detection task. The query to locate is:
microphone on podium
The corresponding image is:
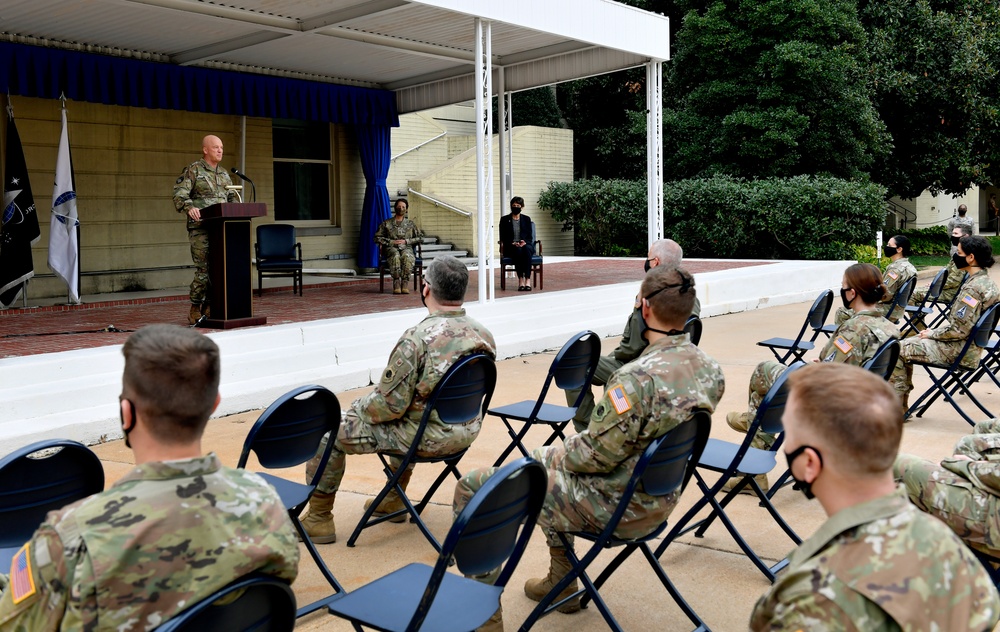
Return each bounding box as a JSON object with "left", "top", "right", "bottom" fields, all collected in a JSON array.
[{"left": 230, "top": 167, "right": 256, "bottom": 202}]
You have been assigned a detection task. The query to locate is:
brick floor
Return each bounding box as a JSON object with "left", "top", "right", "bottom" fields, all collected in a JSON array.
[{"left": 0, "top": 258, "right": 769, "bottom": 358}]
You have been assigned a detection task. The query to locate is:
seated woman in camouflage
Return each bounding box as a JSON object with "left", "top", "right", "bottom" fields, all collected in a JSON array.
[
  {"left": 727, "top": 263, "right": 900, "bottom": 492},
  {"left": 375, "top": 198, "right": 423, "bottom": 295}
]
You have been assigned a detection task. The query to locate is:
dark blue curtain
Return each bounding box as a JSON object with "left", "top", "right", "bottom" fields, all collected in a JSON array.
[
  {"left": 356, "top": 125, "right": 393, "bottom": 269},
  {"left": 0, "top": 42, "right": 398, "bottom": 126}
]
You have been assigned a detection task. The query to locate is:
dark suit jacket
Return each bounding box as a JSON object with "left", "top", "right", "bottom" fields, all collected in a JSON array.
[{"left": 499, "top": 213, "right": 532, "bottom": 252}]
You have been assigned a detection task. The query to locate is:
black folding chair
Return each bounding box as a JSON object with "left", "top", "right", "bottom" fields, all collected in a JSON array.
[
  {"left": 684, "top": 315, "right": 703, "bottom": 346},
  {"left": 927, "top": 271, "right": 969, "bottom": 330},
  {"left": 901, "top": 268, "right": 948, "bottom": 336},
  {"left": 758, "top": 290, "right": 833, "bottom": 362},
  {"left": 154, "top": 573, "right": 296, "bottom": 632},
  {"left": 328, "top": 458, "right": 547, "bottom": 632},
  {"left": 906, "top": 304, "right": 1000, "bottom": 426},
  {"left": 347, "top": 353, "right": 497, "bottom": 552},
  {"left": 656, "top": 364, "right": 805, "bottom": 583},
  {"left": 885, "top": 276, "right": 916, "bottom": 324},
  {"left": 963, "top": 324, "right": 1000, "bottom": 390},
  {"left": 861, "top": 338, "right": 901, "bottom": 381},
  {"left": 521, "top": 411, "right": 712, "bottom": 632},
  {"left": 488, "top": 331, "right": 600, "bottom": 467},
  {"left": 0, "top": 439, "right": 104, "bottom": 571},
  {"left": 236, "top": 385, "right": 344, "bottom": 617}
]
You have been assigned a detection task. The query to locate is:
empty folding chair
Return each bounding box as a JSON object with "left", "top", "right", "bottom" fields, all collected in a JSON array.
[
  {"left": 758, "top": 290, "right": 833, "bottom": 362},
  {"left": 236, "top": 385, "right": 344, "bottom": 617},
  {"left": 0, "top": 439, "right": 104, "bottom": 571},
  {"left": 489, "top": 331, "right": 601, "bottom": 467},
  {"left": 154, "top": 573, "right": 296, "bottom": 632},
  {"left": 327, "top": 458, "right": 547, "bottom": 632},
  {"left": 906, "top": 304, "right": 1000, "bottom": 425},
  {"left": 901, "top": 268, "right": 948, "bottom": 336},
  {"left": 656, "top": 364, "right": 805, "bottom": 582},
  {"left": 347, "top": 353, "right": 497, "bottom": 552},
  {"left": 521, "top": 411, "right": 712, "bottom": 632}
]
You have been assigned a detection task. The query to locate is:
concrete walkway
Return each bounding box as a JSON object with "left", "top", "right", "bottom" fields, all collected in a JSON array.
[{"left": 79, "top": 265, "right": 1000, "bottom": 631}]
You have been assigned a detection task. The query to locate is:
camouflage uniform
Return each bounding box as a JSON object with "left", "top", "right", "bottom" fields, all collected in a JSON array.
[
  {"left": 732, "top": 310, "right": 900, "bottom": 450},
  {"left": 835, "top": 258, "right": 917, "bottom": 325},
  {"left": 172, "top": 159, "right": 236, "bottom": 305},
  {"left": 895, "top": 418, "right": 1000, "bottom": 557},
  {"left": 0, "top": 454, "right": 298, "bottom": 631},
  {"left": 891, "top": 269, "right": 1000, "bottom": 400},
  {"left": 749, "top": 486, "right": 1000, "bottom": 631},
  {"left": 307, "top": 309, "right": 496, "bottom": 494},
  {"left": 566, "top": 294, "right": 702, "bottom": 431},
  {"left": 374, "top": 217, "right": 422, "bottom": 287},
  {"left": 456, "top": 333, "right": 724, "bottom": 548},
  {"left": 908, "top": 261, "right": 965, "bottom": 330}
]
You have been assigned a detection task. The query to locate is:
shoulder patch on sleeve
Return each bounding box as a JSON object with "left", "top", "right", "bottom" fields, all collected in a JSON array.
[
  {"left": 956, "top": 305, "right": 968, "bottom": 320},
  {"left": 886, "top": 270, "right": 899, "bottom": 280},
  {"left": 609, "top": 384, "right": 632, "bottom": 415},
  {"left": 382, "top": 368, "right": 395, "bottom": 383},
  {"left": 962, "top": 294, "right": 979, "bottom": 307},
  {"left": 833, "top": 336, "right": 853, "bottom": 354},
  {"left": 10, "top": 544, "right": 37, "bottom": 605},
  {"left": 823, "top": 351, "right": 837, "bottom": 362}
]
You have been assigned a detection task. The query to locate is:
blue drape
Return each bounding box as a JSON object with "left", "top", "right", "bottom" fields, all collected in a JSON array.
[
  {"left": 356, "top": 125, "right": 393, "bottom": 269},
  {"left": 0, "top": 42, "right": 398, "bottom": 126}
]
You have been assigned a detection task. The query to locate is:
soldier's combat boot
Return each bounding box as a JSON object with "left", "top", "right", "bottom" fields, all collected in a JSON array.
[
  {"left": 202, "top": 303, "right": 211, "bottom": 319},
  {"left": 188, "top": 303, "right": 202, "bottom": 325},
  {"left": 300, "top": 491, "right": 337, "bottom": 544},
  {"left": 524, "top": 546, "right": 581, "bottom": 614},
  {"left": 400, "top": 275, "right": 411, "bottom": 294},
  {"left": 726, "top": 411, "right": 752, "bottom": 433},
  {"left": 476, "top": 605, "right": 503, "bottom": 632},
  {"left": 393, "top": 280, "right": 402, "bottom": 295},
  {"left": 364, "top": 466, "right": 412, "bottom": 523}
]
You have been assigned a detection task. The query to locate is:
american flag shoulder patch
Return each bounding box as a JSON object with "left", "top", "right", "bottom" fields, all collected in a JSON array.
[
  {"left": 887, "top": 270, "right": 899, "bottom": 280},
  {"left": 11, "top": 543, "right": 37, "bottom": 605},
  {"left": 609, "top": 385, "right": 632, "bottom": 415},
  {"left": 833, "top": 337, "right": 853, "bottom": 354},
  {"left": 962, "top": 294, "right": 979, "bottom": 308}
]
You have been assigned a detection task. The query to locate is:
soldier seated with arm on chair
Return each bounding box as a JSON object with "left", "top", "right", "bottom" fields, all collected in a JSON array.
[{"left": 0, "top": 324, "right": 299, "bottom": 631}]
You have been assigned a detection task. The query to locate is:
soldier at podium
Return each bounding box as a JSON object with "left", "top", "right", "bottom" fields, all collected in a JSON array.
[{"left": 173, "top": 135, "right": 238, "bottom": 325}]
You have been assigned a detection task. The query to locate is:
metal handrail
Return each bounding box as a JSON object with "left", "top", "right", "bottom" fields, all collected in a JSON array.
[
  {"left": 407, "top": 188, "right": 472, "bottom": 217},
  {"left": 391, "top": 132, "right": 447, "bottom": 162}
]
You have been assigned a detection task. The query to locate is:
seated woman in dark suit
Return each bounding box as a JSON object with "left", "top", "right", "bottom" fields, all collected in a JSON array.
[{"left": 499, "top": 196, "right": 535, "bottom": 291}]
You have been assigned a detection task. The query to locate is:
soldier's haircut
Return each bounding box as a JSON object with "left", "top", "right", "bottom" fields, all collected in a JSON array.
[
  {"left": 955, "top": 223, "right": 973, "bottom": 237},
  {"left": 122, "top": 324, "right": 220, "bottom": 444},
  {"left": 890, "top": 234, "right": 912, "bottom": 256},
  {"left": 787, "top": 363, "right": 902, "bottom": 475},
  {"left": 648, "top": 239, "right": 683, "bottom": 268},
  {"left": 640, "top": 265, "right": 695, "bottom": 328},
  {"left": 394, "top": 198, "right": 408, "bottom": 210},
  {"left": 960, "top": 235, "right": 995, "bottom": 268},
  {"left": 425, "top": 255, "right": 468, "bottom": 305},
  {"left": 843, "top": 263, "right": 886, "bottom": 304}
]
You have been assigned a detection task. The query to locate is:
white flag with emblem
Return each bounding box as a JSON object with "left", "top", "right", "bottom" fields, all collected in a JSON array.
[{"left": 48, "top": 107, "right": 79, "bottom": 302}]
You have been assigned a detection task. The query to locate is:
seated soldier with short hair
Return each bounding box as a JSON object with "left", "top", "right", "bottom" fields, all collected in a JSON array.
[{"left": 0, "top": 324, "right": 299, "bottom": 631}]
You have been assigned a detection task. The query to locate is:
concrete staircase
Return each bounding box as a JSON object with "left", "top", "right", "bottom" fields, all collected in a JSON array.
[{"left": 420, "top": 236, "right": 478, "bottom": 267}]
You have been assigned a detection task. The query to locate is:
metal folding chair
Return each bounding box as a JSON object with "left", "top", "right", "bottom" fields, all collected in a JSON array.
[
  {"left": 521, "top": 411, "right": 713, "bottom": 632},
  {"left": 236, "top": 385, "right": 344, "bottom": 617},
  {"left": 758, "top": 290, "right": 833, "bottom": 362},
  {"left": 901, "top": 268, "right": 948, "bottom": 336},
  {"left": 154, "top": 573, "right": 296, "bottom": 632},
  {"left": 328, "top": 458, "right": 547, "bottom": 632},
  {"left": 885, "top": 275, "right": 916, "bottom": 324},
  {"left": 861, "top": 338, "right": 901, "bottom": 381},
  {"left": 489, "top": 331, "right": 601, "bottom": 467},
  {"left": 684, "top": 315, "right": 703, "bottom": 346},
  {"left": 656, "top": 364, "right": 805, "bottom": 583},
  {"left": 347, "top": 353, "right": 497, "bottom": 552}
]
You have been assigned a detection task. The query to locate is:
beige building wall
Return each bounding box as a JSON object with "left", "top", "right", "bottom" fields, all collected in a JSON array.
[
  {"left": 0, "top": 95, "right": 369, "bottom": 302},
  {"left": 896, "top": 186, "right": 981, "bottom": 233},
  {"left": 387, "top": 112, "right": 447, "bottom": 200}
]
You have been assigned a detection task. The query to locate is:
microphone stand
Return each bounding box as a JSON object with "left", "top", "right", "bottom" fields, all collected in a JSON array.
[{"left": 231, "top": 168, "right": 256, "bottom": 202}]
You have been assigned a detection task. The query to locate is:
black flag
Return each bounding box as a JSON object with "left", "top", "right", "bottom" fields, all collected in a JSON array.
[{"left": 1, "top": 114, "right": 40, "bottom": 307}]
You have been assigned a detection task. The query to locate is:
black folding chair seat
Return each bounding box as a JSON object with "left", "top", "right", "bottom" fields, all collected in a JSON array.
[
  {"left": 522, "top": 411, "right": 713, "bottom": 632},
  {"left": 347, "top": 353, "right": 497, "bottom": 552},
  {"left": 758, "top": 290, "right": 833, "bottom": 362},
  {"left": 489, "top": 331, "right": 600, "bottom": 467},
  {"left": 328, "top": 458, "right": 547, "bottom": 632},
  {"left": 236, "top": 385, "right": 344, "bottom": 618},
  {"left": 153, "top": 573, "right": 296, "bottom": 632}
]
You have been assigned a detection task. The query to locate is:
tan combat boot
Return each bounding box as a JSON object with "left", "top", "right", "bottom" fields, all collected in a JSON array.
[
  {"left": 393, "top": 280, "right": 402, "bottom": 295},
  {"left": 524, "top": 547, "right": 581, "bottom": 614},
  {"left": 188, "top": 304, "right": 202, "bottom": 325},
  {"left": 363, "top": 466, "right": 412, "bottom": 524},
  {"left": 476, "top": 605, "right": 503, "bottom": 632},
  {"left": 300, "top": 491, "right": 337, "bottom": 544},
  {"left": 400, "top": 276, "right": 411, "bottom": 294},
  {"left": 900, "top": 393, "right": 911, "bottom": 422}
]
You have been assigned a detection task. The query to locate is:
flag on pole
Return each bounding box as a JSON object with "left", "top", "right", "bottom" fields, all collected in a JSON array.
[
  {"left": 48, "top": 107, "right": 79, "bottom": 303},
  {"left": 0, "top": 111, "right": 40, "bottom": 308}
]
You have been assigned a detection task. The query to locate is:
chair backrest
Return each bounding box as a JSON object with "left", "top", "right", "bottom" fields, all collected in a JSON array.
[
  {"left": 547, "top": 331, "right": 602, "bottom": 406},
  {"left": 411, "top": 458, "right": 547, "bottom": 630},
  {"left": 0, "top": 439, "right": 104, "bottom": 547},
  {"left": 153, "top": 574, "right": 296, "bottom": 632},
  {"left": 640, "top": 410, "right": 712, "bottom": 497},
  {"left": 426, "top": 353, "right": 498, "bottom": 426},
  {"left": 755, "top": 362, "right": 805, "bottom": 439},
  {"left": 238, "top": 386, "right": 341, "bottom": 485},
  {"left": 256, "top": 224, "right": 296, "bottom": 259},
  {"left": 530, "top": 221, "right": 538, "bottom": 245},
  {"left": 888, "top": 276, "right": 917, "bottom": 316},
  {"left": 684, "top": 315, "right": 703, "bottom": 346},
  {"left": 807, "top": 289, "right": 835, "bottom": 330},
  {"left": 973, "top": 304, "right": 1000, "bottom": 349},
  {"left": 862, "top": 338, "right": 900, "bottom": 381},
  {"left": 923, "top": 268, "right": 949, "bottom": 302}
]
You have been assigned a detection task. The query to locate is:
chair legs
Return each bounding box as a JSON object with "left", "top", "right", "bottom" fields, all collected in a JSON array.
[{"left": 290, "top": 512, "right": 345, "bottom": 617}]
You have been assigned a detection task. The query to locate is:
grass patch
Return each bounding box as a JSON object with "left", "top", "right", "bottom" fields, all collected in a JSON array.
[{"left": 909, "top": 255, "right": 949, "bottom": 269}]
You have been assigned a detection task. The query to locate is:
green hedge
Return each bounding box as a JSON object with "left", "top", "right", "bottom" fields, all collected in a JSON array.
[
  {"left": 539, "top": 175, "right": 887, "bottom": 259},
  {"left": 895, "top": 226, "right": 949, "bottom": 256}
]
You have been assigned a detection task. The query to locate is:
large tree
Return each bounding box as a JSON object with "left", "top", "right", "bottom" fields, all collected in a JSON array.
[{"left": 661, "top": 0, "right": 890, "bottom": 181}]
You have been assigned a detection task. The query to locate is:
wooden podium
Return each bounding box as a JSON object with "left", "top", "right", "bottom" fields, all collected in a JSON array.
[{"left": 200, "top": 202, "right": 267, "bottom": 329}]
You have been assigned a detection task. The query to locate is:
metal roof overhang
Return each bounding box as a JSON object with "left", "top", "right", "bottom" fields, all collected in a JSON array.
[{"left": 0, "top": 0, "right": 670, "bottom": 113}]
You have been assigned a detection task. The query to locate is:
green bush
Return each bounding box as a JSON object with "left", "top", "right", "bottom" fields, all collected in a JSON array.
[
  {"left": 895, "top": 226, "right": 949, "bottom": 256},
  {"left": 539, "top": 175, "right": 887, "bottom": 259},
  {"left": 852, "top": 244, "right": 888, "bottom": 272}
]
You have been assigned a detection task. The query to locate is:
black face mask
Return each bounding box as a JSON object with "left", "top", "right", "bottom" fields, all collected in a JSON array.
[
  {"left": 883, "top": 245, "right": 898, "bottom": 257},
  {"left": 643, "top": 258, "right": 654, "bottom": 273},
  {"left": 839, "top": 287, "right": 853, "bottom": 309},
  {"left": 951, "top": 235, "right": 962, "bottom": 246},
  {"left": 953, "top": 252, "right": 971, "bottom": 270},
  {"left": 784, "top": 444, "right": 822, "bottom": 500}
]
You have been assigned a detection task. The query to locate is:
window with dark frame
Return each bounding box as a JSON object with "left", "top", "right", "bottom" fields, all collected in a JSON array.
[{"left": 272, "top": 119, "right": 334, "bottom": 222}]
